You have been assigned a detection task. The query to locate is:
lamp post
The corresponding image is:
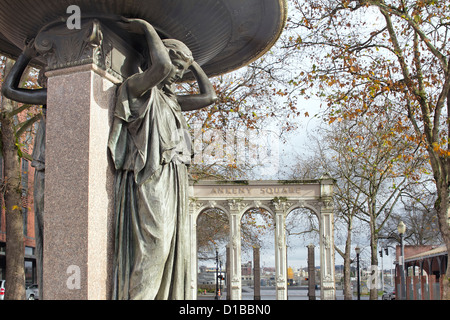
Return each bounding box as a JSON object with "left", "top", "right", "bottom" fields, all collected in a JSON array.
[
  {"left": 355, "top": 246, "right": 361, "bottom": 300},
  {"left": 218, "top": 259, "right": 223, "bottom": 299},
  {"left": 215, "top": 246, "right": 219, "bottom": 300},
  {"left": 379, "top": 248, "right": 384, "bottom": 292},
  {"left": 397, "top": 221, "right": 406, "bottom": 300}
]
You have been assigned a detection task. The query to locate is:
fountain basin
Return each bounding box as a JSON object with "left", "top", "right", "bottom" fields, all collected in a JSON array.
[{"left": 0, "top": 0, "right": 287, "bottom": 77}]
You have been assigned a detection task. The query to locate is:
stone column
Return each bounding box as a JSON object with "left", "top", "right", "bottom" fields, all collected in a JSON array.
[
  {"left": 307, "top": 244, "right": 316, "bottom": 300},
  {"left": 319, "top": 174, "right": 336, "bottom": 300},
  {"left": 36, "top": 19, "right": 142, "bottom": 300},
  {"left": 273, "top": 200, "right": 287, "bottom": 300},
  {"left": 226, "top": 244, "right": 231, "bottom": 300},
  {"left": 253, "top": 245, "right": 261, "bottom": 300},
  {"left": 188, "top": 200, "right": 201, "bottom": 300},
  {"left": 227, "top": 200, "right": 243, "bottom": 300}
]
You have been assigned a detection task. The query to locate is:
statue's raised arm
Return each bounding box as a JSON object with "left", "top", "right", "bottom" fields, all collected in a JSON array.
[
  {"left": 176, "top": 60, "right": 217, "bottom": 111},
  {"left": 117, "top": 18, "right": 172, "bottom": 99},
  {"left": 117, "top": 17, "right": 216, "bottom": 109},
  {"left": 1, "top": 39, "right": 47, "bottom": 106}
]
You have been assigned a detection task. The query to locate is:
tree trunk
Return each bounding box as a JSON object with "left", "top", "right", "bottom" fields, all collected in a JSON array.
[
  {"left": 443, "top": 233, "right": 450, "bottom": 300},
  {"left": 343, "top": 239, "right": 352, "bottom": 300},
  {"left": 369, "top": 216, "right": 379, "bottom": 300},
  {"left": 1, "top": 58, "right": 26, "bottom": 300},
  {"left": 441, "top": 87, "right": 450, "bottom": 301},
  {"left": 435, "top": 179, "right": 450, "bottom": 300}
]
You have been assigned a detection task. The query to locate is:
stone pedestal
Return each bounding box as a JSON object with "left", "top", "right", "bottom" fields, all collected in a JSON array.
[
  {"left": 307, "top": 244, "right": 316, "bottom": 300},
  {"left": 43, "top": 65, "right": 117, "bottom": 299},
  {"left": 39, "top": 20, "right": 140, "bottom": 300},
  {"left": 226, "top": 245, "right": 231, "bottom": 300},
  {"left": 253, "top": 246, "right": 261, "bottom": 300}
]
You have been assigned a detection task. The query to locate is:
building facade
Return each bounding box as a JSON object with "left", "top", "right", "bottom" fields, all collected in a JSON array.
[
  {"left": 395, "top": 245, "right": 448, "bottom": 300},
  {"left": 0, "top": 155, "right": 37, "bottom": 286}
]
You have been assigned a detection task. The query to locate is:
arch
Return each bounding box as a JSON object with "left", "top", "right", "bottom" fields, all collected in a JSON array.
[
  {"left": 286, "top": 202, "right": 321, "bottom": 218},
  {"left": 240, "top": 206, "right": 274, "bottom": 248},
  {"left": 195, "top": 207, "right": 229, "bottom": 297},
  {"left": 240, "top": 203, "right": 275, "bottom": 219},
  {"left": 284, "top": 207, "right": 319, "bottom": 299},
  {"left": 193, "top": 202, "right": 230, "bottom": 222},
  {"left": 240, "top": 206, "right": 275, "bottom": 298}
]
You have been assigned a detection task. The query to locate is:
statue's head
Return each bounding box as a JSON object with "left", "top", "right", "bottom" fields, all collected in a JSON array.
[
  {"left": 160, "top": 39, "right": 194, "bottom": 85},
  {"left": 162, "top": 39, "right": 194, "bottom": 66}
]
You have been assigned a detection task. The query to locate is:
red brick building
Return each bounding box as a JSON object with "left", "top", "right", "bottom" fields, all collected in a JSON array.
[
  {"left": 241, "top": 261, "right": 252, "bottom": 276},
  {"left": 0, "top": 59, "right": 41, "bottom": 288},
  {"left": 395, "top": 245, "right": 448, "bottom": 300}
]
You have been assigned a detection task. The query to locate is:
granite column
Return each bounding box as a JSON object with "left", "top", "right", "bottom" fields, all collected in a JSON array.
[{"left": 36, "top": 19, "right": 141, "bottom": 299}]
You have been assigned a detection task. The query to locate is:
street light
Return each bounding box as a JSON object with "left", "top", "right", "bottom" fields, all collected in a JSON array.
[
  {"left": 397, "top": 220, "right": 406, "bottom": 235},
  {"left": 397, "top": 221, "right": 406, "bottom": 300},
  {"left": 218, "top": 259, "right": 223, "bottom": 299},
  {"left": 215, "top": 246, "right": 219, "bottom": 300},
  {"left": 355, "top": 246, "right": 361, "bottom": 300}
]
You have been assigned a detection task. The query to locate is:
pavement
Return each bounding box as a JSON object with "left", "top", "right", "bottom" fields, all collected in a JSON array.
[{"left": 197, "top": 286, "right": 378, "bottom": 300}]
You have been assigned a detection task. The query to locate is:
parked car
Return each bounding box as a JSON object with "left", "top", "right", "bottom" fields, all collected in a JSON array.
[
  {"left": 382, "top": 287, "right": 395, "bottom": 300},
  {"left": 26, "top": 284, "right": 39, "bottom": 300},
  {"left": 0, "top": 281, "right": 39, "bottom": 300},
  {"left": 0, "top": 280, "right": 5, "bottom": 300}
]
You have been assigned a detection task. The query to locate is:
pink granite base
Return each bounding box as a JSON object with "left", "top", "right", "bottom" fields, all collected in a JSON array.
[{"left": 43, "top": 65, "right": 118, "bottom": 300}]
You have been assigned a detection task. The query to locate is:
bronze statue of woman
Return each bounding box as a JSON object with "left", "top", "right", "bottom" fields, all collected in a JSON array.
[{"left": 108, "top": 18, "right": 217, "bottom": 300}]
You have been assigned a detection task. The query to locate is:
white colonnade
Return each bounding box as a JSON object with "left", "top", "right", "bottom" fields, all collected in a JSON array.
[{"left": 188, "top": 175, "right": 336, "bottom": 300}]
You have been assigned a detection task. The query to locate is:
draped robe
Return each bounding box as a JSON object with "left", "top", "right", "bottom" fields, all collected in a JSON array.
[
  {"left": 108, "top": 79, "right": 191, "bottom": 300},
  {"left": 31, "top": 107, "right": 46, "bottom": 300}
]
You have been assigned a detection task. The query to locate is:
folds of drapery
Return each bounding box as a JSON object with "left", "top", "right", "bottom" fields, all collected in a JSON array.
[{"left": 109, "top": 80, "right": 191, "bottom": 300}]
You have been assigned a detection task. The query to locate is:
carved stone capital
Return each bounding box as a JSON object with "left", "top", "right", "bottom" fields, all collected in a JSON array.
[
  {"left": 35, "top": 19, "right": 143, "bottom": 81},
  {"left": 321, "top": 197, "right": 334, "bottom": 210},
  {"left": 189, "top": 199, "right": 205, "bottom": 214},
  {"left": 227, "top": 199, "right": 244, "bottom": 212},
  {"left": 271, "top": 198, "right": 292, "bottom": 213}
]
